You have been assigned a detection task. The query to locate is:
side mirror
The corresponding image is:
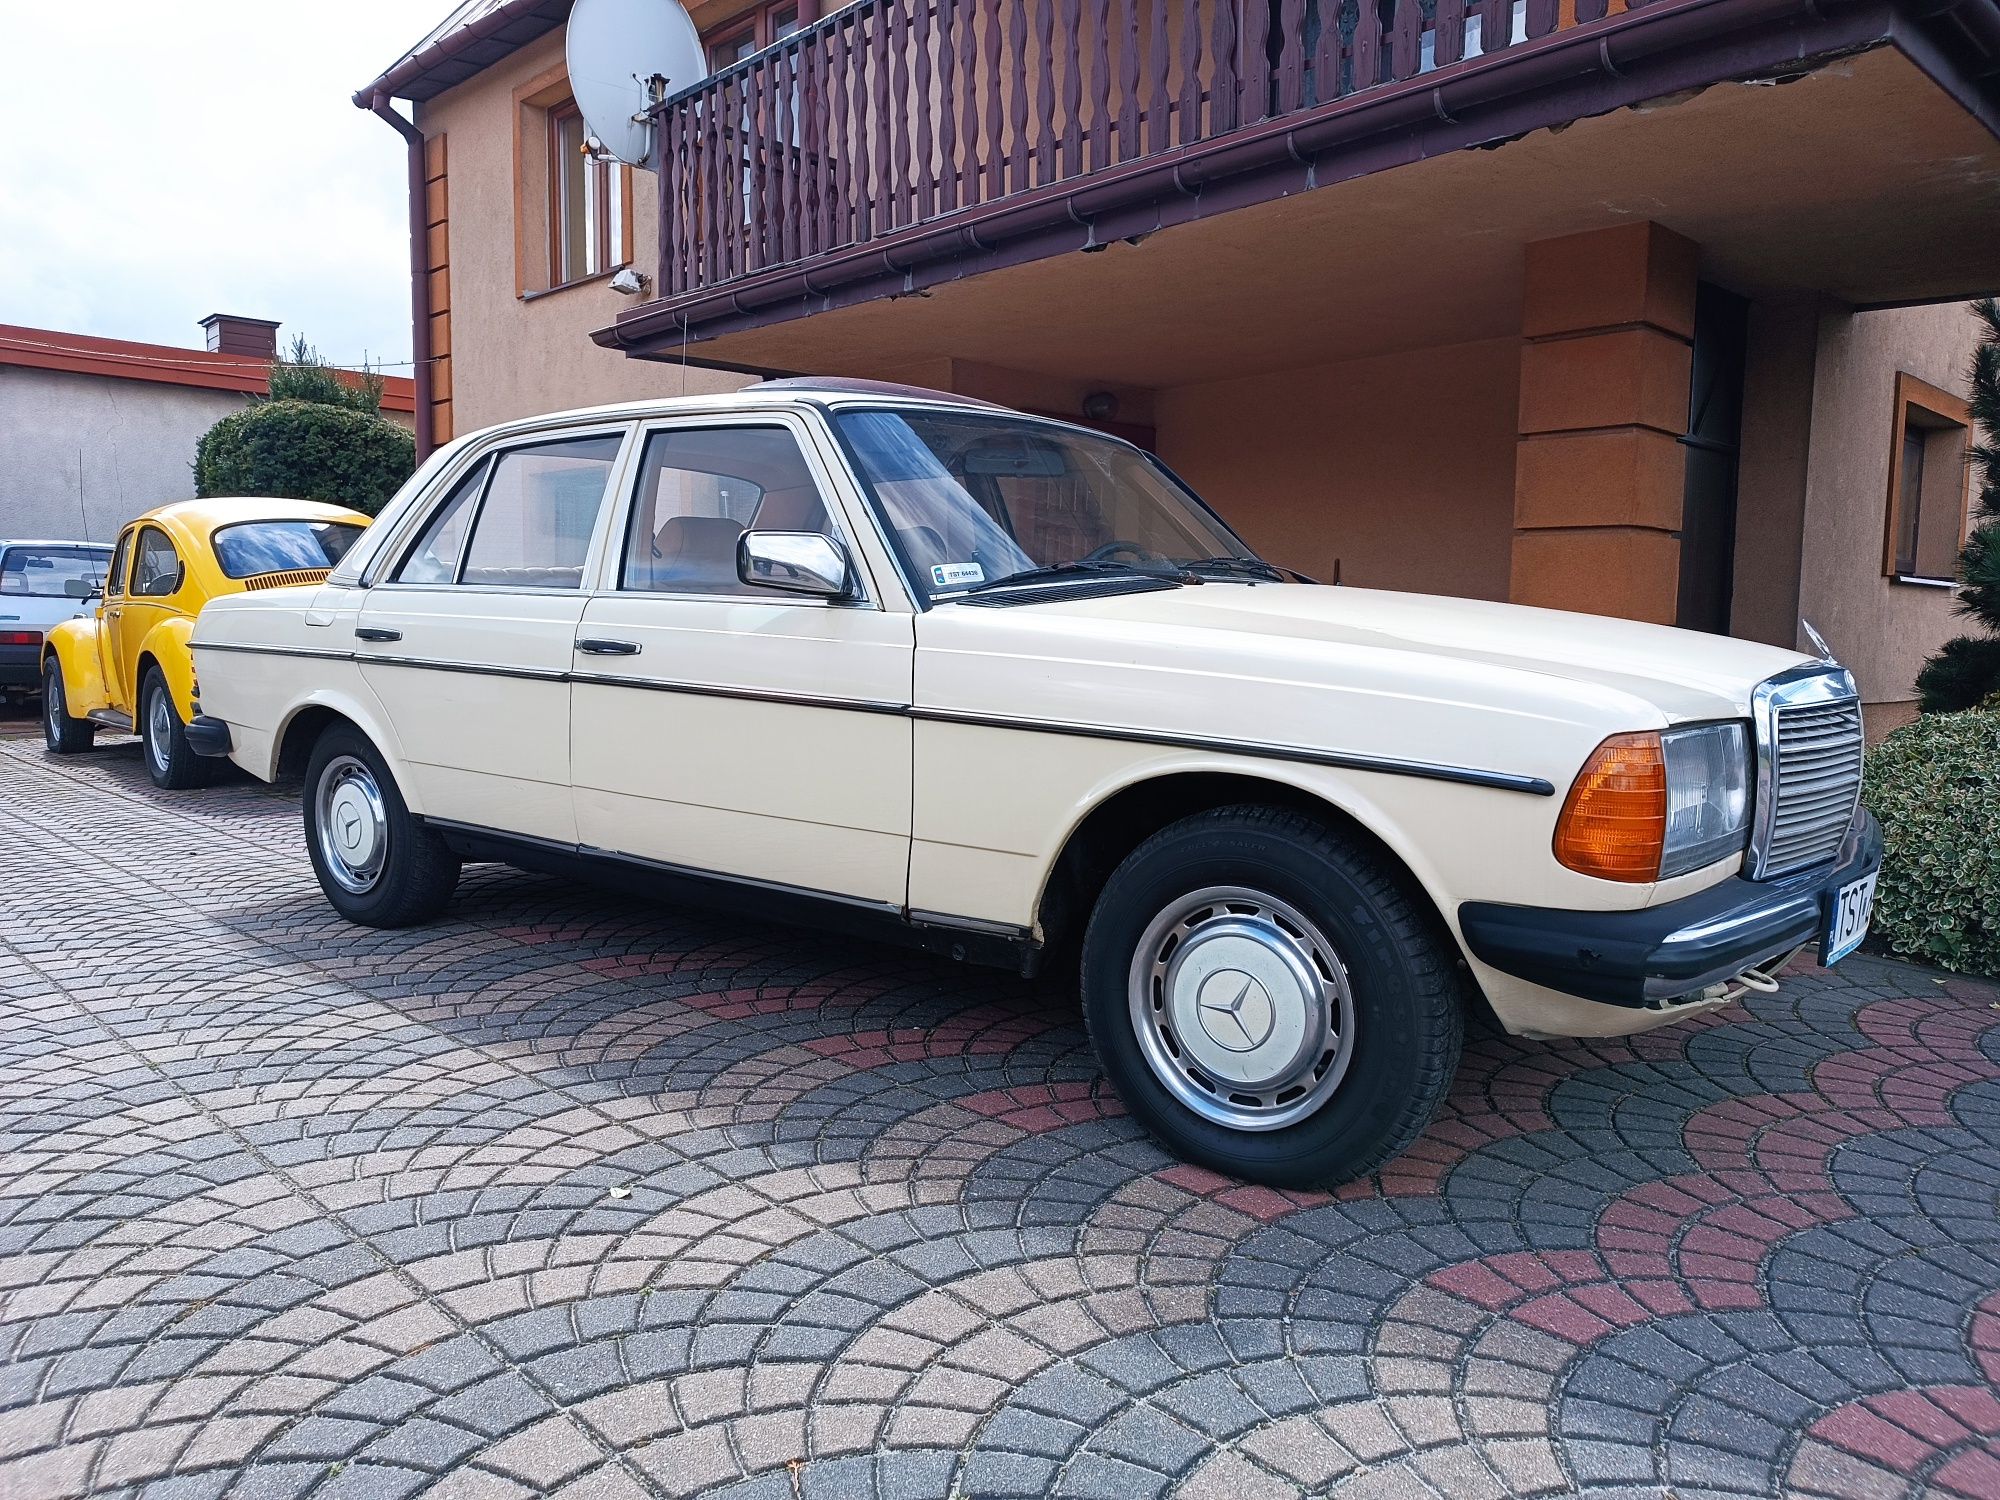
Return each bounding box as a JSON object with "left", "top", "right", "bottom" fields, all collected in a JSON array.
[
  {"left": 738, "top": 531, "right": 853, "bottom": 599},
  {"left": 65, "top": 579, "right": 98, "bottom": 600}
]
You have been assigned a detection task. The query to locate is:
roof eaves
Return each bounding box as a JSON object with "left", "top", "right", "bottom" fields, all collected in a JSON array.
[{"left": 352, "top": 0, "right": 574, "bottom": 108}]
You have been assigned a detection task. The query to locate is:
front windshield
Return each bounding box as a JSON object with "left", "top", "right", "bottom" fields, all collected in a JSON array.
[
  {"left": 212, "top": 520, "right": 366, "bottom": 579},
  {"left": 834, "top": 409, "right": 1257, "bottom": 600}
]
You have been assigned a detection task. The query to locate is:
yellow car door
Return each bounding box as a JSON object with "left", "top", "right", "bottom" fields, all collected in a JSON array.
[
  {"left": 93, "top": 528, "right": 136, "bottom": 716},
  {"left": 112, "top": 525, "right": 186, "bottom": 715}
]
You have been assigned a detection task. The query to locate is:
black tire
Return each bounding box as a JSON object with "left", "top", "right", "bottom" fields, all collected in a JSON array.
[
  {"left": 302, "top": 724, "right": 461, "bottom": 927},
  {"left": 1080, "top": 805, "right": 1463, "bottom": 1189},
  {"left": 41, "top": 658, "right": 95, "bottom": 754},
  {"left": 139, "top": 668, "right": 216, "bottom": 790}
]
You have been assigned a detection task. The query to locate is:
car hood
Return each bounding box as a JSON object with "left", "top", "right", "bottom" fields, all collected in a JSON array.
[{"left": 939, "top": 581, "right": 1813, "bottom": 721}]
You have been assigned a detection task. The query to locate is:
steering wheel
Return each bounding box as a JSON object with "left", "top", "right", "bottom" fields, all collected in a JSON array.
[{"left": 1082, "top": 540, "right": 1164, "bottom": 565}]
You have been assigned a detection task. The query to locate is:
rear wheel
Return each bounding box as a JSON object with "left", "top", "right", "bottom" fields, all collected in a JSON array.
[
  {"left": 1080, "top": 805, "right": 1463, "bottom": 1188},
  {"left": 41, "top": 658, "right": 95, "bottom": 754},
  {"left": 303, "top": 725, "right": 460, "bottom": 927},
  {"left": 139, "top": 669, "right": 214, "bottom": 789}
]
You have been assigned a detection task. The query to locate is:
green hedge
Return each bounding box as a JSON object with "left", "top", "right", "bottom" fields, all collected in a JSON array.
[
  {"left": 1863, "top": 708, "right": 2000, "bottom": 975},
  {"left": 194, "top": 399, "right": 414, "bottom": 516}
]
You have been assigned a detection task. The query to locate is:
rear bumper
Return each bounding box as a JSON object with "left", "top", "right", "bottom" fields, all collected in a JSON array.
[
  {"left": 1459, "top": 810, "right": 1882, "bottom": 1008},
  {"left": 0, "top": 644, "right": 40, "bottom": 690},
  {"left": 186, "top": 715, "right": 234, "bottom": 758}
]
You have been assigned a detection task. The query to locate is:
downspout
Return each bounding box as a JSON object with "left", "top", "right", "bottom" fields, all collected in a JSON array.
[{"left": 365, "top": 91, "right": 435, "bottom": 460}]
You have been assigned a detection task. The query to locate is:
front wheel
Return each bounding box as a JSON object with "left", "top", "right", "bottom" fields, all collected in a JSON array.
[
  {"left": 41, "top": 658, "right": 95, "bottom": 754},
  {"left": 1080, "top": 805, "right": 1463, "bottom": 1189},
  {"left": 302, "top": 725, "right": 460, "bottom": 928},
  {"left": 140, "top": 669, "right": 215, "bottom": 789}
]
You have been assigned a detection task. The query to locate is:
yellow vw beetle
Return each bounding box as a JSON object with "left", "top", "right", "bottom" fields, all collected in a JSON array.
[{"left": 41, "top": 498, "right": 370, "bottom": 788}]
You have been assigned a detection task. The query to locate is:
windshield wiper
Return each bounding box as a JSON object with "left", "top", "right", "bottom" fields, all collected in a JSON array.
[
  {"left": 961, "top": 559, "right": 1199, "bottom": 594},
  {"left": 1179, "top": 556, "right": 1298, "bottom": 583}
]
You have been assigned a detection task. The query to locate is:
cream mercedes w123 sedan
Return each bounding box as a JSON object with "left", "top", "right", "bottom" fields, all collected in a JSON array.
[{"left": 185, "top": 381, "right": 1880, "bottom": 1187}]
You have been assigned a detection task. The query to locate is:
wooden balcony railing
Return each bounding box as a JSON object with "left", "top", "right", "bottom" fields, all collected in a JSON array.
[{"left": 651, "top": 0, "right": 1615, "bottom": 300}]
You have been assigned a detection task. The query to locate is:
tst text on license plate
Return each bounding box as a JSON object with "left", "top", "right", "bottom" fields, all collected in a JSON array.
[{"left": 1821, "top": 871, "right": 1878, "bottom": 965}]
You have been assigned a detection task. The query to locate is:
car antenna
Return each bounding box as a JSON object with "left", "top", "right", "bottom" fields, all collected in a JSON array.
[{"left": 75, "top": 446, "right": 90, "bottom": 542}]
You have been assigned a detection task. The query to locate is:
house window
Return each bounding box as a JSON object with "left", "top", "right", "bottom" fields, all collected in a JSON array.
[
  {"left": 1884, "top": 372, "right": 1971, "bottom": 585},
  {"left": 549, "top": 100, "right": 627, "bottom": 286},
  {"left": 706, "top": 1, "right": 802, "bottom": 69}
]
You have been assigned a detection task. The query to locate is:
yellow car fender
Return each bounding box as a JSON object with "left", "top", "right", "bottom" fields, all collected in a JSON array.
[
  {"left": 41, "top": 619, "right": 110, "bottom": 718},
  {"left": 134, "top": 615, "right": 200, "bottom": 722}
]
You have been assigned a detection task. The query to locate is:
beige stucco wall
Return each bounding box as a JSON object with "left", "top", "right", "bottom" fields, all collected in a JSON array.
[
  {"left": 416, "top": 29, "right": 746, "bottom": 436},
  {"left": 1153, "top": 339, "right": 1521, "bottom": 599},
  {"left": 1801, "top": 301, "right": 1981, "bottom": 717}
]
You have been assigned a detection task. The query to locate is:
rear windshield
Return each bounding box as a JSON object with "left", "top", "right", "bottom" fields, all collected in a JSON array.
[
  {"left": 0, "top": 545, "right": 111, "bottom": 599},
  {"left": 212, "top": 520, "right": 365, "bottom": 579}
]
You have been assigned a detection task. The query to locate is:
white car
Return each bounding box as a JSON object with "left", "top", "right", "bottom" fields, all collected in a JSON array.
[
  {"left": 186, "top": 382, "right": 1880, "bottom": 1186},
  {"left": 1, "top": 540, "right": 113, "bottom": 705}
]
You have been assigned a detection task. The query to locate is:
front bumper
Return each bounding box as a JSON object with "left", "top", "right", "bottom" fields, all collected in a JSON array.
[{"left": 1459, "top": 810, "right": 1882, "bottom": 1008}]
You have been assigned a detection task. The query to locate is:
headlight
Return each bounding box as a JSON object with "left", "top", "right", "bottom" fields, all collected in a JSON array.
[
  {"left": 1554, "top": 722, "right": 1751, "bottom": 882},
  {"left": 1659, "top": 722, "right": 1750, "bottom": 875}
]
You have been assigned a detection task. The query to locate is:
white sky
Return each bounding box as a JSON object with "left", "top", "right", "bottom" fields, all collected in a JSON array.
[{"left": 0, "top": 2, "right": 442, "bottom": 371}]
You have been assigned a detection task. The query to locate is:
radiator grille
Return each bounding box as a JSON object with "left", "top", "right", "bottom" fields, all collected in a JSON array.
[
  {"left": 240, "top": 569, "right": 332, "bottom": 592},
  {"left": 1762, "top": 699, "right": 1864, "bottom": 876}
]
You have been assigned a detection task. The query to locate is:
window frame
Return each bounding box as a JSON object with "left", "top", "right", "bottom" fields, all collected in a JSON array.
[
  {"left": 130, "top": 526, "right": 185, "bottom": 599},
  {"left": 610, "top": 413, "right": 877, "bottom": 608},
  {"left": 106, "top": 530, "right": 134, "bottom": 599},
  {"left": 705, "top": 0, "right": 804, "bottom": 70},
  {"left": 546, "top": 97, "right": 632, "bottom": 291},
  {"left": 1882, "top": 371, "right": 1972, "bottom": 587},
  {"left": 381, "top": 424, "right": 638, "bottom": 594}
]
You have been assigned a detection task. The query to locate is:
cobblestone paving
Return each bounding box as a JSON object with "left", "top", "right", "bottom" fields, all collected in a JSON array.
[{"left": 3, "top": 733, "right": 1999, "bottom": 1500}]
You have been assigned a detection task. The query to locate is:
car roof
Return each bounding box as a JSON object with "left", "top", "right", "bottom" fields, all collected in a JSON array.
[
  {"left": 0, "top": 539, "right": 113, "bottom": 550},
  {"left": 137, "top": 497, "right": 372, "bottom": 528},
  {"left": 447, "top": 382, "right": 1112, "bottom": 452}
]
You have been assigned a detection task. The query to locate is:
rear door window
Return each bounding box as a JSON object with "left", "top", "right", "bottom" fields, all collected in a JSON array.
[{"left": 459, "top": 435, "right": 624, "bottom": 589}]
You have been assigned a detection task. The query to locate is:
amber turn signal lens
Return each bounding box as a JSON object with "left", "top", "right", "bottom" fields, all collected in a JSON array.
[{"left": 1553, "top": 732, "right": 1668, "bottom": 882}]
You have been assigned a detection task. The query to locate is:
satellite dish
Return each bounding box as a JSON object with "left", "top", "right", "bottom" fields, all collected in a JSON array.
[{"left": 566, "top": 0, "right": 706, "bottom": 168}]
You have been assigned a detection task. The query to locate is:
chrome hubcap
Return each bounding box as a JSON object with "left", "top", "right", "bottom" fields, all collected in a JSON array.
[
  {"left": 44, "top": 672, "right": 61, "bottom": 735},
  {"left": 146, "top": 686, "right": 174, "bottom": 773},
  {"left": 1128, "top": 886, "right": 1355, "bottom": 1131},
  {"left": 315, "top": 756, "right": 389, "bottom": 894}
]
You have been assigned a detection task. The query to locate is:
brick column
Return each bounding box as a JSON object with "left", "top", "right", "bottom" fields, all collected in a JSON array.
[{"left": 1509, "top": 222, "right": 1698, "bottom": 624}]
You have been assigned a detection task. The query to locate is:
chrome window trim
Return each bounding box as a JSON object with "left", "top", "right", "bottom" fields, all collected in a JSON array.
[{"left": 1747, "top": 663, "right": 1861, "bottom": 880}]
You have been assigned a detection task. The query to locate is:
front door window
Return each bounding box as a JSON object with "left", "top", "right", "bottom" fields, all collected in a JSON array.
[{"left": 620, "top": 425, "right": 848, "bottom": 598}]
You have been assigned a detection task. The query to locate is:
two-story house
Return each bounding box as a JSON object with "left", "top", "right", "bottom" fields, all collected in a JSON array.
[{"left": 356, "top": 0, "right": 1999, "bottom": 729}]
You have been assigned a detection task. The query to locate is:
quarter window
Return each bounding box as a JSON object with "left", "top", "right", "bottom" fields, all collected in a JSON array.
[
  {"left": 396, "top": 459, "right": 491, "bottom": 585},
  {"left": 131, "top": 528, "right": 183, "bottom": 598},
  {"left": 621, "top": 426, "right": 842, "bottom": 596},
  {"left": 459, "top": 435, "right": 624, "bottom": 588}
]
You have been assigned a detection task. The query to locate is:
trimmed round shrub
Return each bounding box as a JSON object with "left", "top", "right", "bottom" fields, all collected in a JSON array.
[
  {"left": 194, "top": 399, "right": 414, "bottom": 516},
  {"left": 1863, "top": 708, "right": 2000, "bottom": 975}
]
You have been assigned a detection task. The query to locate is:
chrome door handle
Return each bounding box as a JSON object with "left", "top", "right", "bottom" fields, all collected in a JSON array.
[
  {"left": 354, "top": 627, "right": 402, "bottom": 642},
  {"left": 576, "top": 638, "right": 640, "bottom": 656}
]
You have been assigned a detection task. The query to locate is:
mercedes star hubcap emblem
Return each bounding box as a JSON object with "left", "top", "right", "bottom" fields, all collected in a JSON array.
[{"left": 1195, "top": 970, "right": 1277, "bottom": 1052}]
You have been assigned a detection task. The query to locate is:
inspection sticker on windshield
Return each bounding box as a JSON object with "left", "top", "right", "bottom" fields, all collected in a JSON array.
[{"left": 931, "top": 562, "right": 984, "bottom": 588}]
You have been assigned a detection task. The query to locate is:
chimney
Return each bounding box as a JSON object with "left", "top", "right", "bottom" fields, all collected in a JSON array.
[{"left": 198, "top": 314, "right": 281, "bottom": 361}]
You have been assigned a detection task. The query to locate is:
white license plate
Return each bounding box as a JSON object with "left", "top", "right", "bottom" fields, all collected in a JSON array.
[{"left": 1821, "top": 871, "right": 1878, "bottom": 965}]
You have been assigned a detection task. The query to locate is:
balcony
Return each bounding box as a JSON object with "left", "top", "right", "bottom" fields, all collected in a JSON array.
[{"left": 598, "top": 0, "right": 2000, "bottom": 366}]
